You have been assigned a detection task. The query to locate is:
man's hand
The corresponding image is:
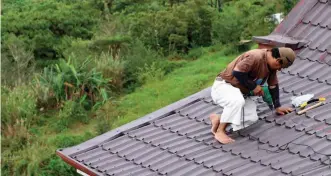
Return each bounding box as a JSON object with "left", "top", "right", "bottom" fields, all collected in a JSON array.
[
  {"left": 253, "top": 85, "right": 264, "bottom": 96},
  {"left": 276, "top": 107, "right": 293, "bottom": 115}
]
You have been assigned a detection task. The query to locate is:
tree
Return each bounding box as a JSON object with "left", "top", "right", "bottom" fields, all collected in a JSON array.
[
  {"left": 212, "top": 0, "right": 278, "bottom": 47},
  {"left": 2, "top": 0, "right": 101, "bottom": 60},
  {"left": 283, "top": 0, "right": 299, "bottom": 15}
]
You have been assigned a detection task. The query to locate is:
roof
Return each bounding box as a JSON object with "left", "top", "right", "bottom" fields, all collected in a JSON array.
[{"left": 57, "top": 0, "right": 331, "bottom": 175}]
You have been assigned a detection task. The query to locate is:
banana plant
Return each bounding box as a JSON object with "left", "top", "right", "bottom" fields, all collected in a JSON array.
[{"left": 35, "top": 58, "right": 111, "bottom": 109}]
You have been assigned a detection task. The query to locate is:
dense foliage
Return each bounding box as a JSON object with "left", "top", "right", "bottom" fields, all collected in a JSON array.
[{"left": 1, "top": 0, "right": 298, "bottom": 175}]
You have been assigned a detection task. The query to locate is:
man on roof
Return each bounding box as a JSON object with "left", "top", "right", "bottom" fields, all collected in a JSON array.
[{"left": 210, "top": 47, "right": 296, "bottom": 144}]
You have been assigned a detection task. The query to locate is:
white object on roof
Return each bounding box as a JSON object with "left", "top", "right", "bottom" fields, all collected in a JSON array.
[{"left": 291, "top": 94, "right": 314, "bottom": 107}]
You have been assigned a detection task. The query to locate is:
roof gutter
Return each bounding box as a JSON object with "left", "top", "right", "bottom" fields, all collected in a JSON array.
[{"left": 56, "top": 150, "right": 99, "bottom": 176}]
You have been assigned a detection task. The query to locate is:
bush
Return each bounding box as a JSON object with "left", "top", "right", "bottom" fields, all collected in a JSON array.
[
  {"left": 1, "top": 85, "right": 37, "bottom": 127},
  {"left": 184, "top": 47, "right": 207, "bottom": 60},
  {"left": 62, "top": 39, "right": 96, "bottom": 69},
  {"left": 40, "top": 156, "right": 77, "bottom": 176},
  {"left": 158, "top": 60, "right": 188, "bottom": 75},
  {"left": 49, "top": 132, "right": 93, "bottom": 148},
  {"left": 94, "top": 52, "right": 126, "bottom": 92},
  {"left": 122, "top": 40, "right": 163, "bottom": 91},
  {"left": 137, "top": 62, "right": 165, "bottom": 85},
  {"left": 2, "top": 141, "right": 58, "bottom": 176},
  {"left": 222, "top": 44, "right": 239, "bottom": 56},
  {"left": 1, "top": 118, "right": 32, "bottom": 152},
  {"left": 52, "top": 101, "right": 89, "bottom": 132},
  {"left": 208, "top": 43, "right": 223, "bottom": 53},
  {"left": 95, "top": 101, "right": 122, "bottom": 135}
]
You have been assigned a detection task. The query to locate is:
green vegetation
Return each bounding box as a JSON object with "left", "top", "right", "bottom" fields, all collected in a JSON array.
[
  {"left": 1, "top": 0, "right": 298, "bottom": 175},
  {"left": 114, "top": 51, "right": 235, "bottom": 127}
]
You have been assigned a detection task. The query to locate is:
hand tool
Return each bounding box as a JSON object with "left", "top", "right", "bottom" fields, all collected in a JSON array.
[
  {"left": 297, "top": 102, "right": 324, "bottom": 115},
  {"left": 249, "top": 86, "right": 274, "bottom": 110},
  {"left": 300, "top": 97, "right": 326, "bottom": 109}
]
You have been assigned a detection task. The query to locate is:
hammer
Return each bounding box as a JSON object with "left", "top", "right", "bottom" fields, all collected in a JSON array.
[{"left": 297, "top": 102, "right": 324, "bottom": 115}]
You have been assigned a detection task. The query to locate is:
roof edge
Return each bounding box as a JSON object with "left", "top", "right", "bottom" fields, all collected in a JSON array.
[
  {"left": 58, "top": 87, "right": 211, "bottom": 156},
  {"left": 252, "top": 34, "right": 308, "bottom": 50},
  {"left": 56, "top": 150, "right": 99, "bottom": 176}
]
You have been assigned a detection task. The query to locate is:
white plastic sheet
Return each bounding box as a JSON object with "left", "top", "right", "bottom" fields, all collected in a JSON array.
[{"left": 291, "top": 94, "right": 314, "bottom": 107}]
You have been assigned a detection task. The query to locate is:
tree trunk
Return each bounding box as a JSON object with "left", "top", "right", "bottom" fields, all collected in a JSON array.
[
  {"left": 169, "top": 0, "right": 174, "bottom": 7},
  {"left": 103, "top": 0, "right": 113, "bottom": 19},
  {"left": 209, "top": 0, "right": 213, "bottom": 7},
  {"left": 218, "top": 0, "right": 222, "bottom": 12}
]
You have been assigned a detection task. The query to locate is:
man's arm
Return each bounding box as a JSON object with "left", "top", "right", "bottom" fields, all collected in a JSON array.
[
  {"left": 232, "top": 53, "right": 264, "bottom": 96},
  {"left": 268, "top": 84, "right": 281, "bottom": 109},
  {"left": 267, "top": 71, "right": 292, "bottom": 114},
  {"left": 269, "top": 84, "right": 293, "bottom": 114},
  {"left": 232, "top": 71, "right": 257, "bottom": 90},
  {"left": 232, "top": 70, "right": 264, "bottom": 96}
]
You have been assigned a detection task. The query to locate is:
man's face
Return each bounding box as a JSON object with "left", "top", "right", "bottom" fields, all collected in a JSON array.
[{"left": 269, "top": 58, "right": 283, "bottom": 71}]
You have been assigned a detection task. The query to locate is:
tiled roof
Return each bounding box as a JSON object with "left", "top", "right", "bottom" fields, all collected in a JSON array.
[{"left": 57, "top": 0, "right": 331, "bottom": 175}]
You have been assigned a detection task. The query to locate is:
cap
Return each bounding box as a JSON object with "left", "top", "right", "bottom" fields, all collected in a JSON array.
[{"left": 278, "top": 47, "right": 296, "bottom": 68}]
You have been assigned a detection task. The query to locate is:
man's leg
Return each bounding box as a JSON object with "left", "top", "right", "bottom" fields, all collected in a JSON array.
[
  {"left": 215, "top": 122, "right": 234, "bottom": 144},
  {"left": 209, "top": 113, "right": 220, "bottom": 134},
  {"left": 210, "top": 114, "right": 234, "bottom": 143},
  {"left": 210, "top": 80, "right": 245, "bottom": 144}
]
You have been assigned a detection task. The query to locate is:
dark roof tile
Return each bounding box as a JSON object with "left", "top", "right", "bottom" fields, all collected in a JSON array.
[
  {"left": 74, "top": 147, "right": 106, "bottom": 162},
  {"left": 301, "top": 165, "right": 331, "bottom": 176},
  {"left": 177, "top": 100, "right": 210, "bottom": 117},
  {"left": 200, "top": 151, "right": 232, "bottom": 168},
  {"left": 194, "top": 131, "right": 214, "bottom": 144},
  {"left": 167, "top": 139, "right": 198, "bottom": 155},
  {"left": 95, "top": 156, "right": 127, "bottom": 172},
  {"left": 318, "top": 35, "right": 331, "bottom": 52},
  {"left": 145, "top": 153, "right": 176, "bottom": 170},
  {"left": 290, "top": 134, "right": 331, "bottom": 159},
  {"left": 166, "top": 163, "right": 209, "bottom": 176},
  {"left": 88, "top": 153, "right": 118, "bottom": 169},
  {"left": 224, "top": 163, "right": 285, "bottom": 176},
  {"left": 288, "top": 24, "right": 316, "bottom": 41},
  {"left": 303, "top": 1, "right": 330, "bottom": 25},
  {"left": 297, "top": 47, "right": 313, "bottom": 59},
  {"left": 133, "top": 148, "right": 165, "bottom": 165},
  {"left": 307, "top": 103, "right": 331, "bottom": 120},
  {"left": 110, "top": 166, "right": 154, "bottom": 176},
  {"left": 124, "top": 145, "right": 159, "bottom": 161},
  {"left": 309, "top": 30, "right": 329, "bottom": 50},
  {"left": 153, "top": 113, "right": 181, "bottom": 127},
  {"left": 212, "top": 157, "right": 251, "bottom": 173},
  {"left": 191, "top": 149, "right": 222, "bottom": 164}
]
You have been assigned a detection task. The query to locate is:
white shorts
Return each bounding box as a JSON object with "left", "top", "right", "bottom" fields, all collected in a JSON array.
[{"left": 211, "top": 80, "right": 259, "bottom": 131}]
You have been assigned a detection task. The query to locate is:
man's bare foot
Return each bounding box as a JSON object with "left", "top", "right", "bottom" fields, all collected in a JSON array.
[
  {"left": 214, "top": 130, "right": 235, "bottom": 144},
  {"left": 209, "top": 114, "right": 220, "bottom": 134}
]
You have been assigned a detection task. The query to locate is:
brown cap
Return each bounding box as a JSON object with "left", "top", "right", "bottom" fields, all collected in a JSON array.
[{"left": 279, "top": 47, "right": 296, "bottom": 68}]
